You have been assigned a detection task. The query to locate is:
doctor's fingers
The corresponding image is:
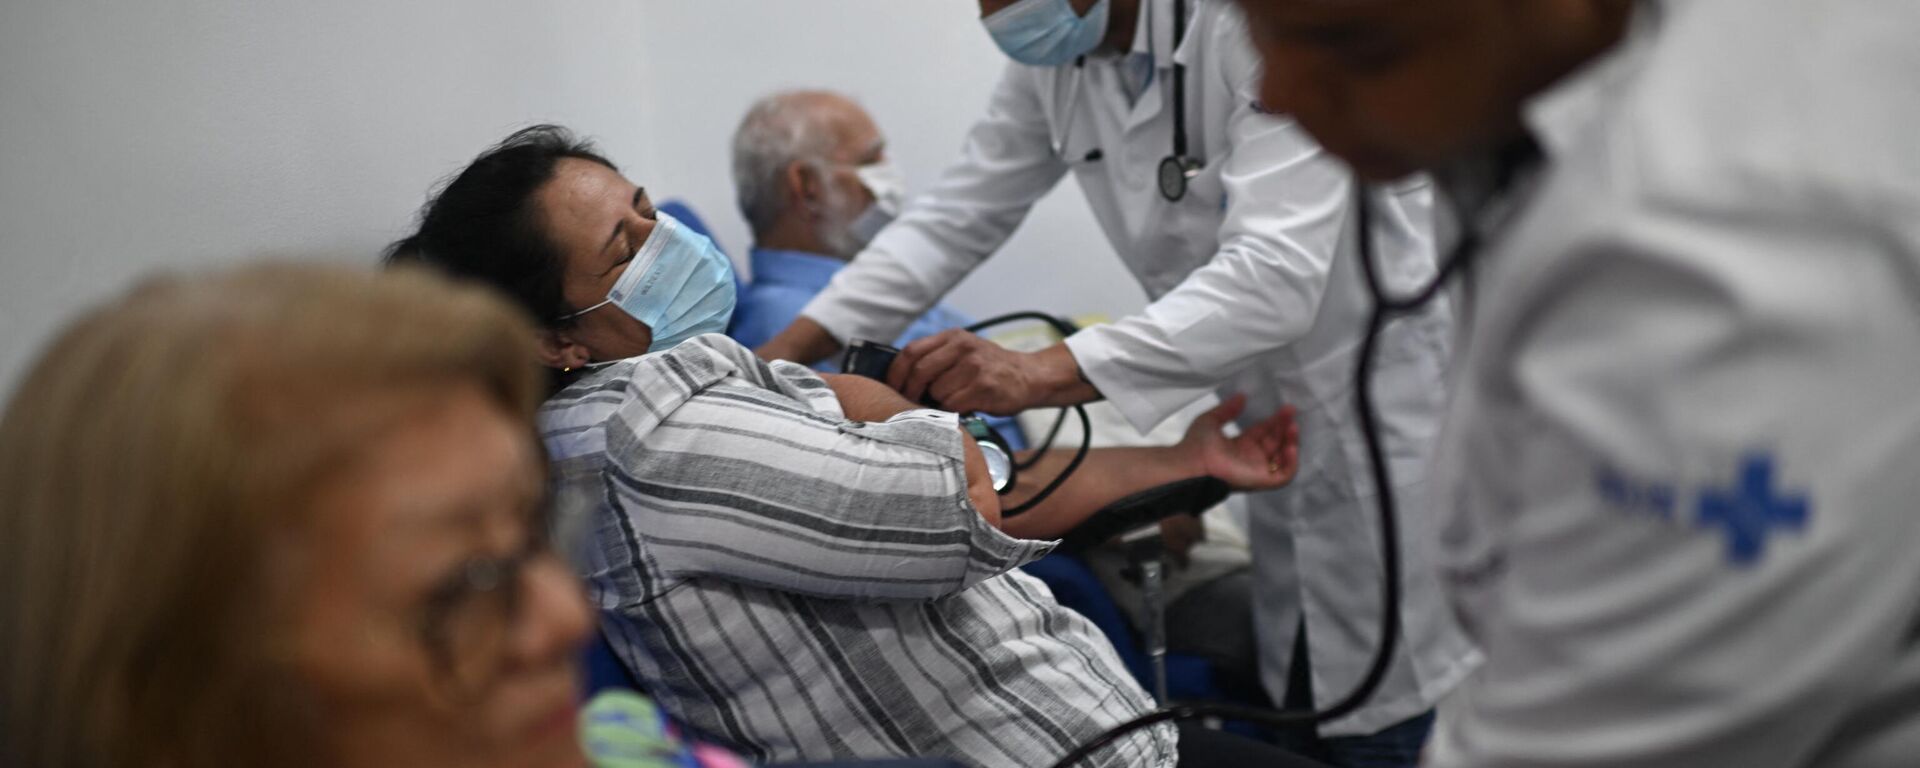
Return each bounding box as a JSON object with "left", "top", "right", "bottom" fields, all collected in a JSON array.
[
  {"left": 933, "top": 346, "right": 1043, "bottom": 414},
  {"left": 927, "top": 363, "right": 982, "bottom": 406},
  {"left": 889, "top": 330, "right": 970, "bottom": 399},
  {"left": 937, "top": 381, "right": 1020, "bottom": 417},
  {"left": 901, "top": 346, "right": 971, "bottom": 405},
  {"left": 930, "top": 371, "right": 1021, "bottom": 415}
]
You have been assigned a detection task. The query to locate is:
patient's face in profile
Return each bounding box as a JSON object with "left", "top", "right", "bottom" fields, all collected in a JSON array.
[
  {"left": 292, "top": 384, "right": 592, "bottom": 768},
  {"left": 811, "top": 95, "right": 890, "bottom": 259},
  {"left": 537, "top": 157, "right": 662, "bottom": 362}
]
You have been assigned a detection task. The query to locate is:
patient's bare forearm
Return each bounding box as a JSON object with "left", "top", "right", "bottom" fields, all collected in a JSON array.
[
  {"left": 757, "top": 316, "right": 843, "bottom": 366},
  {"left": 997, "top": 445, "right": 1201, "bottom": 540}
]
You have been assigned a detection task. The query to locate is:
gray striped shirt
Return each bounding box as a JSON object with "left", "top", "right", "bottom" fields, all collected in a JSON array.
[{"left": 541, "top": 335, "right": 1176, "bottom": 768}]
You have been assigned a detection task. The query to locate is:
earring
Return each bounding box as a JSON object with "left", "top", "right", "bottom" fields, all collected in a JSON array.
[{"left": 562, "top": 365, "right": 573, "bottom": 373}]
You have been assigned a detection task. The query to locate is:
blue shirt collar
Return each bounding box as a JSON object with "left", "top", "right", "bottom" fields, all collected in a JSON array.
[{"left": 749, "top": 247, "right": 849, "bottom": 291}]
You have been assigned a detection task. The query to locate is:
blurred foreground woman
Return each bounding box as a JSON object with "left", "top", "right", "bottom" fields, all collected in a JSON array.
[{"left": 0, "top": 264, "right": 595, "bottom": 768}]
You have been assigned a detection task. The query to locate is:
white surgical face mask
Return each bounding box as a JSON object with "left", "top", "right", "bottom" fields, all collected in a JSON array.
[
  {"left": 816, "top": 159, "right": 906, "bottom": 257},
  {"left": 848, "top": 160, "right": 905, "bottom": 247}
]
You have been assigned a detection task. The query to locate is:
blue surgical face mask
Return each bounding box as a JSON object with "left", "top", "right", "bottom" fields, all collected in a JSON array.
[
  {"left": 563, "top": 211, "right": 737, "bottom": 354},
  {"left": 983, "top": 0, "right": 1111, "bottom": 67}
]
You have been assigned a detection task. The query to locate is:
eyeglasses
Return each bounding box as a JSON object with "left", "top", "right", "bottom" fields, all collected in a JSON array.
[{"left": 416, "top": 530, "right": 560, "bottom": 695}]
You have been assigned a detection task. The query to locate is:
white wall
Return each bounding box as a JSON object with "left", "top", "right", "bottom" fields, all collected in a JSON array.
[
  {"left": 626, "top": 1, "right": 1146, "bottom": 326},
  {"left": 0, "top": 0, "right": 1143, "bottom": 396}
]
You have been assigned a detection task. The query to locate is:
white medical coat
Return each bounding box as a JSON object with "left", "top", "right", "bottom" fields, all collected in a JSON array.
[
  {"left": 800, "top": 0, "right": 1477, "bottom": 735},
  {"left": 1428, "top": 0, "right": 1920, "bottom": 765}
]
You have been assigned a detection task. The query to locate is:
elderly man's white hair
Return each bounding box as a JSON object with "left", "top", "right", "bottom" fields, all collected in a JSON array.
[{"left": 731, "top": 90, "right": 861, "bottom": 238}]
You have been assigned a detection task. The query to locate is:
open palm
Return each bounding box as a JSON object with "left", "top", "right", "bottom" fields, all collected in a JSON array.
[{"left": 1180, "top": 394, "right": 1301, "bottom": 491}]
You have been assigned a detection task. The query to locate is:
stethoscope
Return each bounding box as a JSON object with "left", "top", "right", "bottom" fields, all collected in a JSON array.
[
  {"left": 1045, "top": 140, "right": 1546, "bottom": 768},
  {"left": 842, "top": 312, "right": 1093, "bottom": 517},
  {"left": 1049, "top": 0, "right": 1203, "bottom": 202},
  {"left": 1040, "top": 189, "right": 1469, "bottom": 768}
]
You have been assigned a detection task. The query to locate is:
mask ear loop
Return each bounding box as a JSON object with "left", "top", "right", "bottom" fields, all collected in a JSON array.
[
  {"left": 556, "top": 210, "right": 683, "bottom": 326},
  {"left": 558, "top": 298, "right": 612, "bottom": 323}
]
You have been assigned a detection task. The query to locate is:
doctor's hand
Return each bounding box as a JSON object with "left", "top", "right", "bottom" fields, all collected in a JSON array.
[
  {"left": 887, "top": 331, "right": 1100, "bottom": 416},
  {"left": 1177, "top": 394, "right": 1300, "bottom": 492}
]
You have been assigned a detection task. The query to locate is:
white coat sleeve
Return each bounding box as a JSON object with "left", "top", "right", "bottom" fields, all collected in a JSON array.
[
  {"left": 1428, "top": 194, "right": 1920, "bottom": 767},
  {"left": 798, "top": 64, "right": 1071, "bottom": 347},
  {"left": 1062, "top": 9, "right": 1354, "bottom": 431}
]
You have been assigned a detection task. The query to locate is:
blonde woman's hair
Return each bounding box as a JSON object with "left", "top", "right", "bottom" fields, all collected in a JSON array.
[{"left": 0, "top": 262, "right": 546, "bottom": 768}]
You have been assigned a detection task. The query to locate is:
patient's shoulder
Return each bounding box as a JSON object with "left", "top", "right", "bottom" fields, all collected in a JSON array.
[
  {"left": 541, "top": 340, "right": 752, "bottom": 437},
  {"left": 666, "top": 333, "right": 765, "bottom": 377},
  {"left": 672, "top": 334, "right": 845, "bottom": 415}
]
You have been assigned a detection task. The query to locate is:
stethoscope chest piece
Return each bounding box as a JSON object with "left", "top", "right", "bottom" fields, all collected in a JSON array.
[{"left": 1158, "top": 154, "right": 1202, "bottom": 202}]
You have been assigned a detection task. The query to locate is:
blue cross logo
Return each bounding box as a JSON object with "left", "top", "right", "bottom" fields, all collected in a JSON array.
[{"left": 1695, "top": 453, "right": 1810, "bottom": 566}]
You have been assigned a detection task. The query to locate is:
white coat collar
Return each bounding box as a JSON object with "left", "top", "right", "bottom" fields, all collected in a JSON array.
[
  {"left": 1129, "top": 0, "right": 1155, "bottom": 60},
  {"left": 1437, "top": 0, "right": 1665, "bottom": 247},
  {"left": 1523, "top": 0, "right": 1665, "bottom": 162},
  {"left": 1103, "top": 0, "right": 1190, "bottom": 70},
  {"left": 1164, "top": 0, "right": 1200, "bottom": 69}
]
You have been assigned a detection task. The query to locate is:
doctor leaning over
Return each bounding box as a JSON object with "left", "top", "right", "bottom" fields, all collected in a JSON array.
[
  {"left": 755, "top": 0, "right": 1477, "bottom": 763},
  {"left": 1230, "top": 0, "right": 1920, "bottom": 766}
]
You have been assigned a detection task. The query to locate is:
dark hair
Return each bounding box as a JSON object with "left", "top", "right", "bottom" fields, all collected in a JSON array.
[{"left": 387, "top": 125, "right": 617, "bottom": 329}]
